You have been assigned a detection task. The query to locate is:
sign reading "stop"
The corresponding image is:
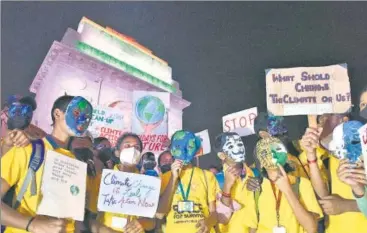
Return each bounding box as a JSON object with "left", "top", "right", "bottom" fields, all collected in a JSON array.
[{"left": 222, "top": 107, "right": 258, "bottom": 137}]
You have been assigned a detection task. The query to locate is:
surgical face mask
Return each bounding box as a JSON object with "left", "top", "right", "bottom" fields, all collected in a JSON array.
[
  {"left": 329, "top": 121, "right": 363, "bottom": 163},
  {"left": 120, "top": 147, "right": 142, "bottom": 165},
  {"left": 361, "top": 107, "right": 367, "bottom": 120},
  {"left": 159, "top": 164, "right": 171, "bottom": 174},
  {"left": 170, "top": 130, "right": 201, "bottom": 165},
  {"left": 65, "top": 96, "right": 93, "bottom": 137},
  {"left": 221, "top": 134, "right": 246, "bottom": 163},
  {"left": 256, "top": 137, "right": 288, "bottom": 170},
  {"left": 7, "top": 102, "right": 33, "bottom": 130}
]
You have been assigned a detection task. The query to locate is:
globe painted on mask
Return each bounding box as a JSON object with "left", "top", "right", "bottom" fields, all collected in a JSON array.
[{"left": 135, "top": 96, "right": 166, "bottom": 124}]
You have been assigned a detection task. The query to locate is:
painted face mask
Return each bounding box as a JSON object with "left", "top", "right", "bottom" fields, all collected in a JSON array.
[
  {"left": 267, "top": 115, "right": 288, "bottom": 137},
  {"left": 329, "top": 120, "right": 363, "bottom": 163},
  {"left": 216, "top": 132, "right": 246, "bottom": 163},
  {"left": 7, "top": 102, "right": 33, "bottom": 130},
  {"left": 65, "top": 96, "right": 93, "bottom": 137},
  {"left": 170, "top": 130, "right": 201, "bottom": 165},
  {"left": 255, "top": 137, "right": 288, "bottom": 169}
]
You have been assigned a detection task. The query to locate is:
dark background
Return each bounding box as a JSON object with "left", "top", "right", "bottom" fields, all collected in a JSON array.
[{"left": 2, "top": 2, "right": 367, "bottom": 167}]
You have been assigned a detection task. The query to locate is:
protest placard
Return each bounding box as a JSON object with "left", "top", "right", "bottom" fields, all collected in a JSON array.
[
  {"left": 89, "top": 105, "right": 124, "bottom": 146},
  {"left": 37, "top": 150, "right": 87, "bottom": 221},
  {"left": 195, "top": 129, "right": 211, "bottom": 156},
  {"left": 132, "top": 91, "right": 170, "bottom": 154},
  {"left": 222, "top": 107, "right": 258, "bottom": 136},
  {"left": 97, "top": 170, "right": 161, "bottom": 218},
  {"left": 266, "top": 64, "right": 351, "bottom": 116},
  {"left": 358, "top": 123, "right": 367, "bottom": 178}
]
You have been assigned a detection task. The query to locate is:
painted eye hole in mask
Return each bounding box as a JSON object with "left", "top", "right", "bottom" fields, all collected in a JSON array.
[
  {"left": 255, "top": 137, "right": 288, "bottom": 170},
  {"left": 7, "top": 103, "right": 33, "bottom": 130},
  {"left": 329, "top": 121, "right": 363, "bottom": 163},
  {"left": 65, "top": 96, "right": 93, "bottom": 137},
  {"left": 170, "top": 130, "right": 201, "bottom": 165}
]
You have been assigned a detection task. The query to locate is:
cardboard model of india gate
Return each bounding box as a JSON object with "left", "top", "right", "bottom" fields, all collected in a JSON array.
[{"left": 29, "top": 17, "right": 190, "bottom": 148}]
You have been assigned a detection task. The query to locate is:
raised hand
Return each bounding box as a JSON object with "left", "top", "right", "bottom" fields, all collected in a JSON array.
[
  {"left": 196, "top": 219, "right": 209, "bottom": 233},
  {"left": 274, "top": 164, "right": 292, "bottom": 194},
  {"left": 123, "top": 219, "right": 144, "bottom": 233},
  {"left": 171, "top": 160, "right": 183, "bottom": 180},
  {"left": 223, "top": 166, "right": 239, "bottom": 192},
  {"left": 3, "top": 129, "right": 30, "bottom": 147},
  {"left": 300, "top": 127, "right": 323, "bottom": 155}
]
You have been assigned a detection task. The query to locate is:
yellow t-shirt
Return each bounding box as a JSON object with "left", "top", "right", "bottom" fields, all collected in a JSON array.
[
  {"left": 86, "top": 172, "right": 102, "bottom": 213},
  {"left": 1, "top": 137, "right": 76, "bottom": 233},
  {"left": 160, "top": 167, "right": 217, "bottom": 233},
  {"left": 250, "top": 176, "right": 323, "bottom": 233},
  {"left": 218, "top": 164, "right": 257, "bottom": 233},
  {"left": 326, "top": 156, "right": 367, "bottom": 233},
  {"left": 97, "top": 166, "right": 139, "bottom": 232}
]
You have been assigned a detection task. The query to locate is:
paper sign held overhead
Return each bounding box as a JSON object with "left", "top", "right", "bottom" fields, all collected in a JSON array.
[
  {"left": 37, "top": 150, "right": 87, "bottom": 221},
  {"left": 97, "top": 170, "right": 161, "bottom": 218},
  {"left": 266, "top": 64, "right": 351, "bottom": 116},
  {"left": 358, "top": 123, "right": 367, "bottom": 178},
  {"left": 195, "top": 129, "right": 211, "bottom": 156},
  {"left": 222, "top": 107, "right": 258, "bottom": 136}
]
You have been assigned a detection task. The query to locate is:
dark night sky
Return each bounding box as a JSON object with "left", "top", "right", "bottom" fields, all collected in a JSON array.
[{"left": 2, "top": 2, "right": 367, "bottom": 167}]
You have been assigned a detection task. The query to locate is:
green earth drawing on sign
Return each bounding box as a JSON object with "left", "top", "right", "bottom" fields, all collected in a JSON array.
[
  {"left": 135, "top": 95, "right": 166, "bottom": 124},
  {"left": 70, "top": 185, "right": 80, "bottom": 196}
]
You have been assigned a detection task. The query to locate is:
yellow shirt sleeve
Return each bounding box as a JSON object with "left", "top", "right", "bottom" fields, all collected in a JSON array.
[
  {"left": 204, "top": 171, "right": 218, "bottom": 204},
  {"left": 299, "top": 178, "right": 324, "bottom": 219},
  {"left": 1, "top": 146, "right": 28, "bottom": 187},
  {"left": 160, "top": 171, "right": 171, "bottom": 195}
]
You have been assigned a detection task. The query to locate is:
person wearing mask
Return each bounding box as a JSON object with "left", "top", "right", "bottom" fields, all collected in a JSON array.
[
  {"left": 157, "top": 150, "right": 174, "bottom": 175},
  {"left": 157, "top": 130, "right": 218, "bottom": 233},
  {"left": 1, "top": 95, "right": 93, "bottom": 233},
  {"left": 214, "top": 132, "right": 257, "bottom": 233},
  {"left": 247, "top": 137, "right": 322, "bottom": 233},
  {"left": 301, "top": 116, "right": 367, "bottom": 233},
  {"left": 94, "top": 132, "right": 144, "bottom": 233},
  {"left": 139, "top": 152, "right": 159, "bottom": 177},
  {"left": 208, "top": 166, "right": 220, "bottom": 175}
]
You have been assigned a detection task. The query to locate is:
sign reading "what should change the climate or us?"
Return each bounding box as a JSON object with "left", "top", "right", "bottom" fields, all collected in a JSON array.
[{"left": 265, "top": 63, "right": 352, "bottom": 116}]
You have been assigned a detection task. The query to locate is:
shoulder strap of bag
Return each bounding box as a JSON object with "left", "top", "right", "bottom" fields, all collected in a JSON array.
[{"left": 13, "top": 139, "right": 45, "bottom": 209}]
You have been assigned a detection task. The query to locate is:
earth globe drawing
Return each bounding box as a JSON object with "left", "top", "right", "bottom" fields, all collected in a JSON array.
[{"left": 135, "top": 95, "right": 166, "bottom": 125}]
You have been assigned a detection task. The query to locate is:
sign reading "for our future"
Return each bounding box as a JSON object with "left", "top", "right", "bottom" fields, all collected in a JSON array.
[{"left": 265, "top": 63, "right": 351, "bottom": 116}]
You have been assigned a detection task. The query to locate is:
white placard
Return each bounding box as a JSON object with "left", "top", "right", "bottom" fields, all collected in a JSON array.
[
  {"left": 37, "top": 150, "right": 87, "bottom": 221},
  {"left": 195, "top": 129, "right": 211, "bottom": 156},
  {"left": 222, "top": 107, "right": 258, "bottom": 136},
  {"left": 358, "top": 123, "right": 367, "bottom": 178},
  {"left": 97, "top": 170, "right": 161, "bottom": 218}
]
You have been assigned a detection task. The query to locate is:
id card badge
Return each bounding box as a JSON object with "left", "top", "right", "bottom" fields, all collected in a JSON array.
[
  {"left": 178, "top": 201, "right": 194, "bottom": 213},
  {"left": 273, "top": 226, "right": 286, "bottom": 233}
]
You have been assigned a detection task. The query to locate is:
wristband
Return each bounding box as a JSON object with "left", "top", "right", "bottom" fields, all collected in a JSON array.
[
  {"left": 352, "top": 189, "right": 365, "bottom": 198},
  {"left": 307, "top": 158, "right": 317, "bottom": 164},
  {"left": 26, "top": 217, "right": 35, "bottom": 232},
  {"left": 222, "top": 192, "right": 231, "bottom": 198}
]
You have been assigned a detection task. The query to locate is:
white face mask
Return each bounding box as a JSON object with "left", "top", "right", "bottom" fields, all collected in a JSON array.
[
  {"left": 329, "top": 123, "right": 347, "bottom": 160},
  {"left": 222, "top": 135, "right": 246, "bottom": 163},
  {"left": 320, "top": 133, "right": 333, "bottom": 151},
  {"left": 119, "top": 147, "right": 142, "bottom": 165}
]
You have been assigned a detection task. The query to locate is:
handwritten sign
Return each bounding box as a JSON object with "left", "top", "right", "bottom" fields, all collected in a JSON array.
[
  {"left": 266, "top": 64, "right": 351, "bottom": 116},
  {"left": 359, "top": 123, "right": 367, "bottom": 178},
  {"left": 222, "top": 107, "right": 258, "bottom": 136},
  {"left": 89, "top": 105, "right": 124, "bottom": 145},
  {"left": 195, "top": 130, "right": 211, "bottom": 156},
  {"left": 37, "top": 150, "right": 87, "bottom": 221},
  {"left": 97, "top": 170, "right": 161, "bottom": 218}
]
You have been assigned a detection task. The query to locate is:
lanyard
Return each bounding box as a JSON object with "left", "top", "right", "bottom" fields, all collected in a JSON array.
[
  {"left": 271, "top": 182, "right": 282, "bottom": 227},
  {"left": 178, "top": 168, "right": 195, "bottom": 201}
]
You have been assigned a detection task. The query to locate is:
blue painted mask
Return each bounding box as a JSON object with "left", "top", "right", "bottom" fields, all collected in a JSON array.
[
  {"left": 170, "top": 130, "right": 201, "bottom": 165},
  {"left": 268, "top": 115, "right": 288, "bottom": 137},
  {"left": 329, "top": 120, "right": 363, "bottom": 163},
  {"left": 65, "top": 96, "right": 93, "bottom": 137},
  {"left": 7, "top": 102, "right": 33, "bottom": 130}
]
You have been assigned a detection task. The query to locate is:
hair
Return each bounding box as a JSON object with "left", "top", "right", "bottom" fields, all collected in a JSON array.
[
  {"left": 209, "top": 165, "right": 221, "bottom": 172},
  {"left": 19, "top": 96, "right": 37, "bottom": 111},
  {"left": 93, "top": 137, "right": 109, "bottom": 147},
  {"left": 115, "top": 132, "right": 143, "bottom": 153},
  {"left": 214, "top": 132, "right": 240, "bottom": 153},
  {"left": 51, "top": 95, "right": 75, "bottom": 126},
  {"left": 360, "top": 86, "right": 367, "bottom": 98},
  {"left": 254, "top": 112, "right": 269, "bottom": 135},
  {"left": 158, "top": 150, "right": 172, "bottom": 166}
]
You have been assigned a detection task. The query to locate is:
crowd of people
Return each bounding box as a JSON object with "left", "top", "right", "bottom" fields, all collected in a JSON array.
[{"left": 0, "top": 86, "right": 366, "bottom": 233}]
